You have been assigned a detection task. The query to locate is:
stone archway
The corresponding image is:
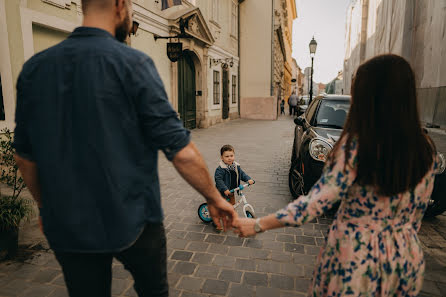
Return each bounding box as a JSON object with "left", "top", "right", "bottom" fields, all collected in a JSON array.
[
  {"left": 166, "top": 7, "right": 214, "bottom": 128},
  {"left": 176, "top": 48, "right": 206, "bottom": 129}
]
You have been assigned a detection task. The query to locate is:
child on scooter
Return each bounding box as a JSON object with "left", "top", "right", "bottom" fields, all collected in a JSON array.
[{"left": 215, "top": 145, "right": 254, "bottom": 206}]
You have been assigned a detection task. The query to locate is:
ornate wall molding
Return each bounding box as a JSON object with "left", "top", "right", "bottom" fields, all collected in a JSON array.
[{"left": 41, "top": 0, "right": 82, "bottom": 14}]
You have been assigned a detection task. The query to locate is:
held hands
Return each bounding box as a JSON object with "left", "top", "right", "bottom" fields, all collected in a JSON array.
[
  {"left": 232, "top": 218, "right": 257, "bottom": 237},
  {"left": 207, "top": 197, "right": 238, "bottom": 232}
]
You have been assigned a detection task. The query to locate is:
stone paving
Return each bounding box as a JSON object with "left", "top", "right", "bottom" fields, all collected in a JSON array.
[{"left": 0, "top": 116, "right": 445, "bottom": 297}]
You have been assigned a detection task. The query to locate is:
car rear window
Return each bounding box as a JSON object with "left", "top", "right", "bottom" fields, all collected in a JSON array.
[{"left": 315, "top": 100, "right": 350, "bottom": 129}]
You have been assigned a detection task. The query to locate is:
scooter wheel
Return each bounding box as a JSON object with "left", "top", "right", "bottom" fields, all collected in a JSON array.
[{"left": 198, "top": 203, "right": 213, "bottom": 223}]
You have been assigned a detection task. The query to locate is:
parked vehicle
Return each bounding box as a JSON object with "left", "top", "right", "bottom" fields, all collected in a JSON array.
[
  {"left": 289, "top": 94, "right": 446, "bottom": 218},
  {"left": 297, "top": 95, "right": 310, "bottom": 116},
  {"left": 424, "top": 136, "right": 446, "bottom": 218},
  {"left": 289, "top": 94, "right": 350, "bottom": 197}
]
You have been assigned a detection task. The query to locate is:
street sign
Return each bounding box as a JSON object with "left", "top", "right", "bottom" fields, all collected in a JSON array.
[{"left": 167, "top": 42, "right": 183, "bottom": 62}]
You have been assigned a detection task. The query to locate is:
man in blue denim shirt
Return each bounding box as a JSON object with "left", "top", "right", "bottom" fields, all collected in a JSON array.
[{"left": 13, "top": 0, "right": 236, "bottom": 296}]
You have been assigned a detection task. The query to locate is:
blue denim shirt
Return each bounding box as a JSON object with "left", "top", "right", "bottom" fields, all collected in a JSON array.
[{"left": 13, "top": 27, "right": 190, "bottom": 252}]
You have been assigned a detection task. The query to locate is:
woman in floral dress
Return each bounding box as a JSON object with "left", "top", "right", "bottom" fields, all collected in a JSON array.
[{"left": 233, "top": 54, "right": 440, "bottom": 296}]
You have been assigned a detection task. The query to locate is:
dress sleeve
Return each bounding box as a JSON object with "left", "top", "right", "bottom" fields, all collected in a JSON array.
[
  {"left": 413, "top": 152, "right": 443, "bottom": 232},
  {"left": 276, "top": 138, "right": 357, "bottom": 226}
]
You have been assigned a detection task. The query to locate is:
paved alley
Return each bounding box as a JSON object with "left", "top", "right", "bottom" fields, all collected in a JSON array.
[{"left": 0, "top": 117, "right": 445, "bottom": 297}]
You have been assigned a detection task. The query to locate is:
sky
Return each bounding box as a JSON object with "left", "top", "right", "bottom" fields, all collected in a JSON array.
[{"left": 292, "top": 0, "right": 351, "bottom": 84}]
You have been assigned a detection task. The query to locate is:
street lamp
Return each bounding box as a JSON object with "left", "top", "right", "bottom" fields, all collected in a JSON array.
[{"left": 309, "top": 36, "right": 317, "bottom": 104}]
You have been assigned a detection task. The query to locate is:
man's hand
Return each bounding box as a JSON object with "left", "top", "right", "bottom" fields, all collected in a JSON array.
[
  {"left": 248, "top": 180, "right": 254, "bottom": 185},
  {"left": 224, "top": 189, "right": 231, "bottom": 196},
  {"left": 207, "top": 198, "right": 238, "bottom": 232}
]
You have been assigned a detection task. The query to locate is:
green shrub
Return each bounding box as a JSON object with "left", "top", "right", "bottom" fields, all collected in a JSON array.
[
  {"left": 0, "top": 196, "right": 32, "bottom": 231},
  {"left": 0, "top": 128, "right": 32, "bottom": 231}
]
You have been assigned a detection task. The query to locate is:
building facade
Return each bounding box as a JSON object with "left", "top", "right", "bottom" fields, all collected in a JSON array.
[
  {"left": 0, "top": 0, "right": 241, "bottom": 130},
  {"left": 290, "top": 58, "right": 303, "bottom": 97},
  {"left": 325, "top": 70, "right": 343, "bottom": 95},
  {"left": 344, "top": 0, "right": 446, "bottom": 126},
  {"left": 239, "top": 0, "right": 297, "bottom": 120},
  {"left": 302, "top": 66, "right": 317, "bottom": 98},
  {"left": 317, "top": 83, "right": 326, "bottom": 96}
]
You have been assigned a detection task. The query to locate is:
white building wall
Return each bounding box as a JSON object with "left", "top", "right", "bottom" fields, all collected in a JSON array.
[{"left": 343, "top": 0, "right": 446, "bottom": 126}]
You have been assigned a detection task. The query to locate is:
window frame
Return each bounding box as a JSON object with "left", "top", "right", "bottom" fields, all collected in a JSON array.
[
  {"left": 305, "top": 99, "right": 320, "bottom": 125},
  {"left": 231, "top": 75, "right": 237, "bottom": 104},
  {"left": 0, "top": 75, "right": 4, "bottom": 121},
  {"left": 213, "top": 70, "right": 221, "bottom": 105}
]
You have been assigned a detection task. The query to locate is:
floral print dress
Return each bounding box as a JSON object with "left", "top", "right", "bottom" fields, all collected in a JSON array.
[{"left": 276, "top": 138, "right": 438, "bottom": 297}]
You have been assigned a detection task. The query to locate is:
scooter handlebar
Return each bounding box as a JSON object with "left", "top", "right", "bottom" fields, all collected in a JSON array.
[{"left": 229, "top": 181, "right": 255, "bottom": 193}]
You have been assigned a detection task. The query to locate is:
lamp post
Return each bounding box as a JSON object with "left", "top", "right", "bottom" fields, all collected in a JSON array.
[{"left": 309, "top": 37, "right": 317, "bottom": 104}]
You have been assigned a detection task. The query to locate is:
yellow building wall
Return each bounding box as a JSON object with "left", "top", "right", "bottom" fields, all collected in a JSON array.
[
  {"left": 4, "top": 0, "right": 81, "bottom": 107},
  {"left": 32, "top": 24, "right": 70, "bottom": 54},
  {"left": 27, "top": 0, "right": 81, "bottom": 23},
  {"left": 5, "top": 0, "right": 25, "bottom": 95},
  {"left": 196, "top": 0, "right": 238, "bottom": 57},
  {"left": 240, "top": 0, "right": 273, "bottom": 98},
  {"left": 130, "top": 30, "right": 172, "bottom": 102}
]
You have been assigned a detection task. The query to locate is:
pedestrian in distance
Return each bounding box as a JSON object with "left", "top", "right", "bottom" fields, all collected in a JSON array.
[
  {"left": 288, "top": 91, "right": 298, "bottom": 116},
  {"left": 13, "top": 0, "right": 236, "bottom": 296},
  {"left": 233, "top": 54, "right": 441, "bottom": 297},
  {"left": 280, "top": 99, "right": 285, "bottom": 115}
]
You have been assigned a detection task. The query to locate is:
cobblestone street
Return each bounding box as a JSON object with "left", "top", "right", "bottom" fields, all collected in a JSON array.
[{"left": 0, "top": 117, "right": 445, "bottom": 297}]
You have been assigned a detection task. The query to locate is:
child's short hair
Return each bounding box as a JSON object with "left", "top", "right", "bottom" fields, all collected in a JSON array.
[{"left": 220, "top": 144, "right": 234, "bottom": 156}]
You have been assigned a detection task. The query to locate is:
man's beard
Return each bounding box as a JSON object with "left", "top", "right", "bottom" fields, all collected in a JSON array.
[{"left": 115, "top": 14, "right": 130, "bottom": 43}]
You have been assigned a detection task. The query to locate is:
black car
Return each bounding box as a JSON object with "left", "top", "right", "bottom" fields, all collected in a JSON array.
[
  {"left": 288, "top": 94, "right": 446, "bottom": 218},
  {"left": 289, "top": 94, "right": 350, "bottom": 197}
]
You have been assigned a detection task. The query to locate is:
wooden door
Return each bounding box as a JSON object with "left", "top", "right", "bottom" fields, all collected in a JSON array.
[
  {"left": 222, "top": 68, "right": 229, "bottom": 120},
  {"left": 178, "top": 53, "right": 196, "bottom": 129}
]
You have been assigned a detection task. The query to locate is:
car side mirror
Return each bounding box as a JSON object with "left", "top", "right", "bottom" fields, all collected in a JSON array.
[{"left": 294, "top": 117, "right": 304, "bottom": 126}]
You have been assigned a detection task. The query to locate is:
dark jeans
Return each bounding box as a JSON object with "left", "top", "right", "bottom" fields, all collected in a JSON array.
[
  {"left": 54, "top": 224, "right": 168, "bottom": 297},
  {"left": 289, "top": 105, "right": 296, "bottom": 116}
]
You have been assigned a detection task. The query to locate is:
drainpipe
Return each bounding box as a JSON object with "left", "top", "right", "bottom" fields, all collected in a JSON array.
[
  {"left": 270, "top": 0, "right": 275, "bottom": 96},
  {"left": 238, "top": 0, "right": 243, "bottom": 116}
]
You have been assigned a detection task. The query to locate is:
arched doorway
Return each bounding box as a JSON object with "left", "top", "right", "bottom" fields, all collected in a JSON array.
[{"left": 178, "top": 51, "right": 196, "bottom": 129}]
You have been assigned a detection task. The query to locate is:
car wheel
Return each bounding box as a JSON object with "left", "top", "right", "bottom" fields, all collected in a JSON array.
[
  {"left": 424, "top": 170, "right": 446, "bottom": 218},
  {"left": 289, "top": 159, "right": 304, "bottom": 199}
]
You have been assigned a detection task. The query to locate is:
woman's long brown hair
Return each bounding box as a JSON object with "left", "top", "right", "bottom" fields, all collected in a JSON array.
[{"left": 332, "top": 54, "right": 435, "bottom": 196}]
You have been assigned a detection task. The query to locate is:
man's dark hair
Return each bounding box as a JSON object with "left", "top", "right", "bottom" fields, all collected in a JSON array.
[
  {"left": 220, "top": 145, "right": 234, "bottom": 156},
  {"left": 81, "top": 0, "right": 114, "bottom": 12}
]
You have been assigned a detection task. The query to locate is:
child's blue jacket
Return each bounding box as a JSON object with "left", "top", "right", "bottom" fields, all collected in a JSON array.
[{"left": 214, "top": 161, "right": 252, "bottom": 196}]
